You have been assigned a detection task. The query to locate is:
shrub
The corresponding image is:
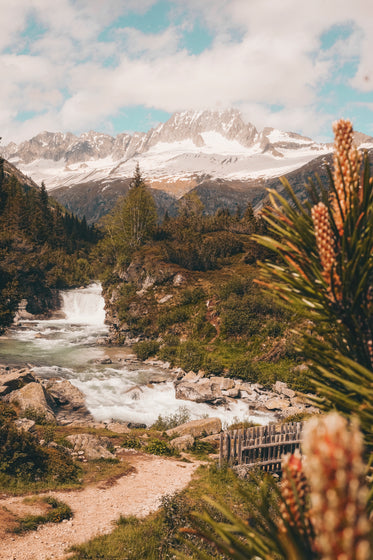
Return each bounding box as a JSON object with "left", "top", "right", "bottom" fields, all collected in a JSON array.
[
  {"left": 152, "top": 406, "right": 191, "bottom": 431},
  {"left": 202, "top": 355, "right": 225, "bottom": 376},
  {"left": 144, "top": 439, "right": 174, "bottom": 456},
  {"left": 13, "top": 497, "right": 72, "bottom": 533},
  {"left": 24, "top": 407, "right": 54, "bottom": 426},
  {"left": 132, "top": 340, "right": 160, "bottom": 360},
  {"left": 121, "top": 435, "right": 142, "bottom": 449},
  {"left": 0, "top": 422, "right": 48, "bottom": 480}
]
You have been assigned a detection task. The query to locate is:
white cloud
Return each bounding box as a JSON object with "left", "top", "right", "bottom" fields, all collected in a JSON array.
[{"left": 0, "top": 0, "right": 372, "bottom": 143}]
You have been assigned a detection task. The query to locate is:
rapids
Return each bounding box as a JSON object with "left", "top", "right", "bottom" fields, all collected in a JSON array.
[{"left": 0, "top": 283, "right": 271, "bottom": 426}]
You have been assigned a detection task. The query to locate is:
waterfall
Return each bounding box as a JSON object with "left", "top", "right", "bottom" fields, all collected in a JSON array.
[{"left": 61, "top": 283, "right": 106, "bottom": 326}]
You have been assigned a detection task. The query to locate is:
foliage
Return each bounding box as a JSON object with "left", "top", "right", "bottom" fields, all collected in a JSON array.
[
  {"left": 132, "top": 340, "right": 160, "bottom": 360},
  {"left": 12, "top": 496, "right": 73, "bottom": 533},
  {"left": 0, "top": 159, "right": 98, "bottom": 331},
  {"left": 255, "top": 120, "right": 373, "bottom": 452},
  {"left": 151, "top": 406, "right": 191, "bottom": 431},
  {"left": 144, "top": 438, "right": 175, "bottom": 456}
]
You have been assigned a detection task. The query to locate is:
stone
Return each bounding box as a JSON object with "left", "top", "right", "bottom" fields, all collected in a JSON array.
[
  {"left": 106, "top": 422, "right": 130, "bottom": 434},
  {"left": 0, "top": 369, "right": 36, "bottom": 397},
  {"left": 127, "top": 422, "right": 146, "bottom": 429},
  {"left": 65, "top": 433, "right": 115, "bottom": 460},
  {"left": 167, "top": 417, "right": 222, "bottom": 438},
  {"left": 170, "top": 434, "right": 194, "bottom": 451},
  {"left": 173, "top": 273, "right": 186, "bottom": 286},
  {"left": 7, "top": 382, "right": 56, "bottom": 423},
  {"left": 182, "top": 371, "right": 203, "bottom": 382},
  {"left": 42, "top": 379, "right": 94, "bottom": 424},
  {"left": 222, "top": 387, "right": 240, "bottom": 398},
  {"left": 209, "top": 377, "right": 235, "bottom": 390},
  {"left": 14, "top": 418, "right": 36, "bottom": 432},
  {"left": 273, "top": 381, "right": 295, "bottom": 399},
  {"left": 158, "top": 294, "right": 173, "bottom": 304},
  {"left": 175, "top": 378, "right": 224, "bottom": 403},
  {"left": 200, "top": 433, "right": 221, "bottom": 447},
  {"left": 265, "top": 397, "right": 290, "bottom": 411}
]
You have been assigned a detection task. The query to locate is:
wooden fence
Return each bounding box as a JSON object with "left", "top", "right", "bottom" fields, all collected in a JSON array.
[{"left": 219, "top": 422, "right": 303, "bottom": 474}]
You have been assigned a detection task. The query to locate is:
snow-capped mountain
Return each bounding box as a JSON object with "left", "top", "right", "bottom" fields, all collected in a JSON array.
[{"left": 1, "top": 109, "right": 345, "bottom": 195}]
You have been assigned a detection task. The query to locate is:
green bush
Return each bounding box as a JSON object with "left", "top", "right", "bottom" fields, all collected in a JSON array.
[
  {"left": 152, "top": 406, "right": 191, "bottom": 431},
  {"left": 132, "top": 340, "right": 160, "bottom": 360},
  {"left": 144, "top": 439, "right": 174, "bottom": 456},
  {"left": 121, "top": 435, "right": 142, "bottom": 449},
  {"left": 0, "top": 422, "right": 48, "bottom": 480},
  {"left": 24, "top": 407, "right": 54, "bottom": 426}
]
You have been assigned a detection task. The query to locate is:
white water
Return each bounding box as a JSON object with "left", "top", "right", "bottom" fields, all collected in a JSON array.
[{"left": 0, "top": 283, "right": 273, "bottom": 427}]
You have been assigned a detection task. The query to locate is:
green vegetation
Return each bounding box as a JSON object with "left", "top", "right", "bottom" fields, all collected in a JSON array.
[
  {"left": 0, "top": 158, "right": 99, "bottom": 332},
  {"left": 68, "top": 465, "right": 268, "bottom": 560},
  {"left": 12, "top": 496, "right": 72, "bottom": 533}
]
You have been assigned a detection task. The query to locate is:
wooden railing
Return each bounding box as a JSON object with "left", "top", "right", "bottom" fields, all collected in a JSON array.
[{"left": 219, "top": 422, "right": 303, "bottom": 473}]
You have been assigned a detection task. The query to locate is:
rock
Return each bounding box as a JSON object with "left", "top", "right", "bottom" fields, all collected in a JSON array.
[
  {"left": 65, "top": 433, "right": 115, "bottom": 460},
  {"left": 0, "top": 368, "right": 36, "bottom": 397},
  {"left": 127, "top": 422, "right": 146, "bottom": 429},
  {"left": 273, "top": 381, "right": 296, "bottom": 399},
  {"left": 7, "top": 382, "right": 56, "bottom": 423},
  {"left": 167, "top": 417, "right": 222, "bottom": 438},
  {"left": 200, "top": 433, "right": 221, "bottom": 447},
  {"left": 124, "top": 385, "right": 143, "bottom": 400},
  {"left": 182, "top": 371, "right": 203, "bottom": 382},
  {"left": 14, "top": 418, "right": 36, "bottom": 432},
  {"left": 222, "top": 387, "right": 240, "bottom": 398},
  {"left": 265, "top": 397, "right": 290, "bottom": 411},
  {"left": 106, "top": 422, "right": 130, "bottom": 434},
  {"left": 173, "top": 273, "right": 186, "bottom": 286},
  {"left": 170, "top": 434, "right": 194, "bottom": 451},
  {"left": 209, "top": 377, "right": 235, "bottom": 390},
  {"left": 158, "top": 294, "right": 173, "bottom": 304},
  {"left": 42, "top": 379, "right": 94, "bottom": 424},
  {"left": 175, "top": 378, "right": 223, "bottom": 403}
]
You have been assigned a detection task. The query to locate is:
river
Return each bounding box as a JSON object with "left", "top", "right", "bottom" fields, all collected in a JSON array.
[{"left": 0, "top": 283, "right": 270, "bottom": 427}]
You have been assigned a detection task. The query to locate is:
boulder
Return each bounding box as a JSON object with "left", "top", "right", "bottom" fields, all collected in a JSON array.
[
  {"left": 106, "top": 422, "right": 130, "bottom": 434},
  {"left": 7, "top": 382, "right": 56, "bottom": 423},
  {"left": 175, "top": 379, "right": 224, "bottom": 403},
  {"left": 147, "top": 373, "right": 170, "bottom": 384},
  {"left": 222, "top": 388, "right": 240, "bottom": 398},
  {"left": 273, "top": 381, "right": 296, "bottom": 399},
  {"left": 0, "top": 369, "right": 36, "bottom": 397},
  {"left": 42, "top": 379, "right": 94, "bottom": 424},
  {"left": 200, "top": 433, "right": 221, "bottom": 447},
  {"left": 209, "top": 377, "right": 235, "bottom": 391},
  {"left": 265, "top": 397, "right": 290, "bottom": 411},
  {"left": 169, "top": 434, "right": 194, "bottom": 451},
  {"left": 167, "top": 417, "right": 222, "bottom": 438},
  {"left": 14, "top": 418, "right": 36, "bottom": 432},
  {"left": 65, "top": 433, "right": 115, "bottom": 460}
]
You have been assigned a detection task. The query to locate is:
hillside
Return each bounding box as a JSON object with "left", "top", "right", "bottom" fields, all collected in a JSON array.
[{"left": 0, "top": 157, "right": 98, "bottom": 332}]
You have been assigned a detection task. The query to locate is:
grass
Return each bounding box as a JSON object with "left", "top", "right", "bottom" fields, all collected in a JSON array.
[
  {"left": 68, "top": 464, "right": 265, "bottom": 560},
  {"left": 11, "top": 496, "right": 72, "bottom": 534}
]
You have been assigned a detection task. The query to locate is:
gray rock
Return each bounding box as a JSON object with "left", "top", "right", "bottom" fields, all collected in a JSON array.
[
  {"left": 170, "top": 434, "right": 194, "bottom": 451},
  {"left": 167, "top": 417, "right": 222, "bottom": 438},
  {"left": 106, "top": 422, "right": 130, "bottom": 434},
  {"left": 14, "top": 418, "right": 36, "bottom": 432},
  {"left": 42, "top": 379, "right": 94, "bottom": 424},
  {"left": 0, "top": 369, "right": 36, "bottom": 397},
  {"left": 265, "top": 397, "right": 290, "bottom": 411},
  {"left": 7, "top": 382, "right": 56, "bottom": 423},
  {"left": 65, "top": 433, "right": 115, "bottom": 460}
]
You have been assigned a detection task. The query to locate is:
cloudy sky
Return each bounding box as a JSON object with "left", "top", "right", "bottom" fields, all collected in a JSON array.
[{"left": 1, "top": 0, "right": 372, "bottom": 144}]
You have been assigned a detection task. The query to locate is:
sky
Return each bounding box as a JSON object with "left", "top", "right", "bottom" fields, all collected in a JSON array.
[{"left": 1, "top": 0, "right": 373, "bottom": 144}]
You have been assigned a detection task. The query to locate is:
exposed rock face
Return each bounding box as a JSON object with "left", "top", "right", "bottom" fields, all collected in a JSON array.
[
  {"left": 65, "top": 433, "right": 115, "bottom": 460},
  {"left": 167, "top": 417, "right": 222, "bottom": 438},
  {"left": 7, "top": 382, "right": 56, "bottom": 423},
  {"left": 14, "top": 418, "right": 36, "bottom": 432}
]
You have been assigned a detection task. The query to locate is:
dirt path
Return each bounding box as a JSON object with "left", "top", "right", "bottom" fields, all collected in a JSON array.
[{"left": 0, "top": 453, "right": 199, "bottom": 560}]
